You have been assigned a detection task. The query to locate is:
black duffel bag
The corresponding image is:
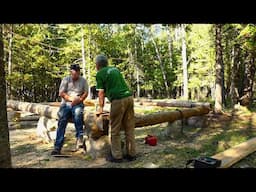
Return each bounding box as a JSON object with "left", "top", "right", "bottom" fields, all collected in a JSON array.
[{"left": 186, "top": 157, "right": 222, "bottom": 168}]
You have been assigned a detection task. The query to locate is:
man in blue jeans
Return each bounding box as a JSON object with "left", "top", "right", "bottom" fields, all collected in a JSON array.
[{"left": 51, "top": 64, "right": 88, "bottom": 155}]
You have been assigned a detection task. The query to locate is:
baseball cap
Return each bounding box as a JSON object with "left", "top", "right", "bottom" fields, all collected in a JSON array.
[{"left": 70, "top": 64, "right": 81, "bottom": 71}]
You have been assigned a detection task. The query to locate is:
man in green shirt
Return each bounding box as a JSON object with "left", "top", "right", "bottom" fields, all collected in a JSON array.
[{"left": 95, "top": 54, "right": 136, "bottom": 163}]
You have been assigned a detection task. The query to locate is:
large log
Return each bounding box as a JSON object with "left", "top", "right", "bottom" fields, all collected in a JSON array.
[
  {"left": 41, "top": 100, "right": 95, "bottom": 107},
  {"left": 6, "top": 100, "right": 108, "bottom": 139},
  {"left": 7, "top": 100, "right": 210, "bottom": 159},
  {"left": 7, "top": 100, "right": 210, "bottom": 129},
  {"left": 19, "top": 115, "right": 40, "bottom": 121},
  {"left": 212, "top": 137, "right": 256, "bottom": 168},
  {"left": 137, "top": 100, "right": 212, "bottom": 108},
  {"left": 135, "top": 107, "right": 210, "bottom": 127},
  {"left": 8, "top": 121, "right": 38, "bottom": 129},
  {"left": 7, "top": 100, "right": 60, "bottom": 119},
  {"left": 8, "top": 111, "right": 40, "bottom": 122}
]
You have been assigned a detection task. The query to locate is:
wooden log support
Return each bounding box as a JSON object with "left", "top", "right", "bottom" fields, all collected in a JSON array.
[
  {"left": 212, "top": 137, "right": 256, "bottom": 168},
  {"left": 36, "top": 116, "right": 75, "bottom": 142}
]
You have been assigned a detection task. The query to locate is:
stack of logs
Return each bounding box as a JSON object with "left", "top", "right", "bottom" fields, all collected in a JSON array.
[
  {"left": 7, "top": 100, "right": 211, "bottom": 159},
  {"left": 7, "top": 108, "right": 40, "bottom": 130}
]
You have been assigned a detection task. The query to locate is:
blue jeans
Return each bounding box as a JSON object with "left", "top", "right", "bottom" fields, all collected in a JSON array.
[{"left": 54, "top": 103, "right": 84, "bottom": 150}]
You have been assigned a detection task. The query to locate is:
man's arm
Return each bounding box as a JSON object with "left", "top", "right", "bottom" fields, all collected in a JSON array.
[
  {"left": 98, "top": 89, "right": 105, "bottom": 113},
  {"left": 59, "top": 91, "right": 74, "bottom": 102},
  {"left": 79, "top": 91, "right": 88, "bottom": 102},
  {"left": 59, "top": 78, "right": 74, "bottom": 102},
  {"left": 70, "top": 92, "right": 88, "bottom": 106}
]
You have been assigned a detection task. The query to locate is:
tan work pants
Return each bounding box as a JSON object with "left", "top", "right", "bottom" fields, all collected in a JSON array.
[{"left": 110, "top": 96, "right": 136, "bottom": 159}]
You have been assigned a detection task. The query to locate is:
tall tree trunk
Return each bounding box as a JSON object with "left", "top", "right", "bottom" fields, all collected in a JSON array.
[
  {"left": 0, "top": 25, "right": 12, "bottom": 168},
  {"left": 224, "top": 36, "right": 232, "bottom": 106},
  {"left": 181, "top": 24, "right": 188, "bottom": 100},
  {"left": 214, "top": 24, "right": 225, "bottom": 113},
  {"left": 87, "top": 25, "right": 91, "bottom": 99},
  {"left": 8, "top": 25, "right": 13, "bottom": 99},
  {"left": 230, "top": 44, "right": 241, "bottom": 107},
  {"left": 134, "top": 27, "right": 140, "bottom": 98},
  {"left": 240, "top": 53, "right": 256, "bottom": 106},
  {"left": 167, "top": 25, "right": 173, "bottom": 69},
  {"left": 81, "top": 25, "right": 86, "bottom": 79},
  {"left": 150, "top": 29, "right": 170, "bottom": 98},
  {"left": 135, "top": 55, "right": 140, "bottom": 98}
]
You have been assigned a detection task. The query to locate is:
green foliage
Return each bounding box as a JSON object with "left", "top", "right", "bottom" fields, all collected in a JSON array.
[{"left": 5, "top": 23, "right": 255, "bottom": 103}]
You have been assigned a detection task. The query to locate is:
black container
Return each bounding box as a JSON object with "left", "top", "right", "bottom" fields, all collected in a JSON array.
[{"left": 186, "top": 157, "right": 222, "bottom": 168}]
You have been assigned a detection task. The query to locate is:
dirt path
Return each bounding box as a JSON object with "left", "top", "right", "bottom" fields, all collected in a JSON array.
[{"left": 9, "top": 106, "right": 256, "bottom": 168}]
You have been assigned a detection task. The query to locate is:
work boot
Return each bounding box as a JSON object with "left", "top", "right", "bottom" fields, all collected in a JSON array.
[
  {"left": 124, "top": 154, "right": 137, "bottom": 162},
  {"left": 51, "top": 148, "right": 61, "bottom": 156},
  {"left": 76, "top": 135, "right": 86, "bottom": 151},
  {"left": 106, "top": 153, "right": 123, "bottom": 163}
]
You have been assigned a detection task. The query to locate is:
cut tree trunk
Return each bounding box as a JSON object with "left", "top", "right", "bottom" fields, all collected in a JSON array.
[
  {"left": 212, "top": 137, "right": 256, "bottom": 168},
  {"left": 19, "top": 115, "right": 40, "bottom": 121},
  {"left": 7, "top": 100, "right": 210, "bottom": 129},
  {"left": 7, "top": 100, "right": 60, "bottom": 119},
  {"left": 135, "top": 106, "right": 210, "bottom": 127},
  {"left": 137, "top": 100, "right": 212, "bottom": 108},
  {"left": 8, "top": 121, "right": 38, "bottom": 129},
  {"left": 7, "top": 100, "right": 210, "bottom": 159}
]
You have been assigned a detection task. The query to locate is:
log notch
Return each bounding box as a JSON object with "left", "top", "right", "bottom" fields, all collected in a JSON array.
[{"left": 137, "top": 100, "right": 212, "bottom": 108}]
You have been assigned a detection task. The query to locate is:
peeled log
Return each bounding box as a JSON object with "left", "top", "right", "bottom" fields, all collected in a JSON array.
[
  {"left": 7, "top": 100, "right": 60, "bottom": 119},
  {"left": 8, "top": 121, "right": 38, "bottom": 129},
  {"left": 19, "top": 115, "right": 40, "bottom": 121},
  {"left": 135, "top": 107, "right": 210, "bottom": 127},
  {"left": 41, "top": 100, "right": 95, "bottom": 107},
  {"left": 7, "top": 100, "right": 210, "bottom": 129},
  {"left": 7, "top": 100, "right": 109, "bottom": 139},
  {"left": 212, "top": 137, "right": 256, "bottom": 168},
  {"left": 138, "top": 100, "right": 212, "bottom": 108}
]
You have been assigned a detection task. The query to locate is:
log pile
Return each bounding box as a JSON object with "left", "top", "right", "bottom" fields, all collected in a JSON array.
[
  {"left": 7, "top": 110, "right": 40, "bottom": 130},
  {"left": 7, "top": 100, "right": 210, "bottom": 158},
  {"left": 7, "top": 100, "right": 210, "bottom": 129}
]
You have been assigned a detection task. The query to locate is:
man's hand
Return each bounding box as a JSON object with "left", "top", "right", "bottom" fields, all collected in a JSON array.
[
  {"left": 71, "top": 97, "right": 81, "bottom": 106},
  {"left": 97, "top": 106, "right": 103, "bottom": 114}
]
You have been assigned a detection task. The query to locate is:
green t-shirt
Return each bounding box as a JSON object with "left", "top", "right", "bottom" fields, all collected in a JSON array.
[{"left": 96, "top": 66, "right": 132, "bottom": 102}]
